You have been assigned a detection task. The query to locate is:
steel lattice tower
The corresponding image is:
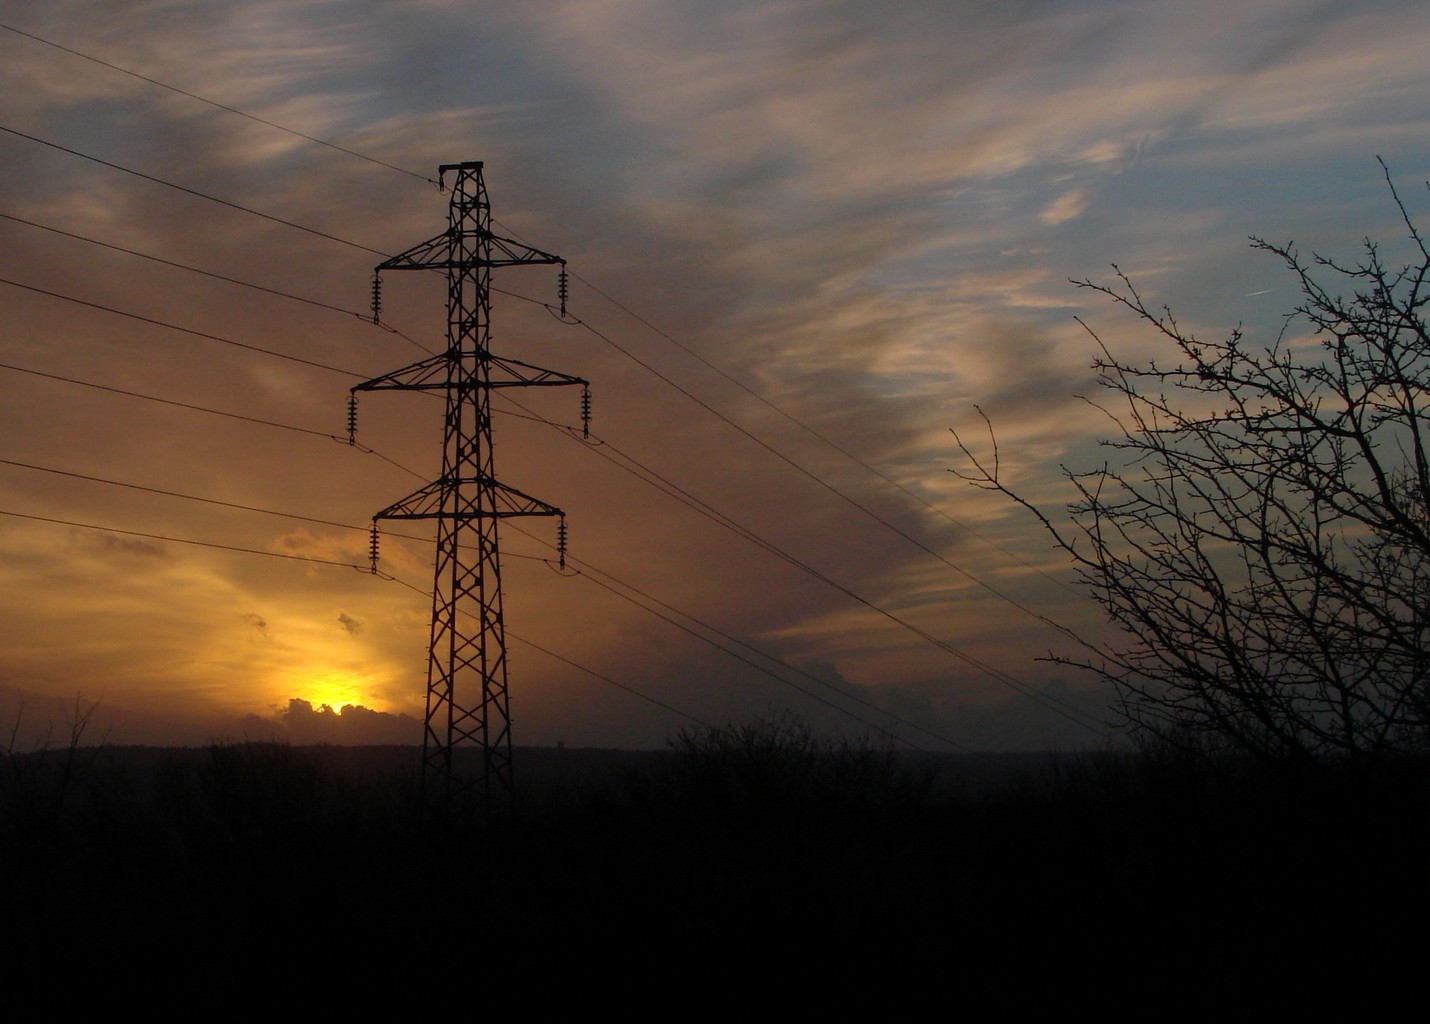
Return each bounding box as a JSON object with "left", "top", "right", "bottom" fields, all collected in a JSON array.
[{"left": 353, "top": 161, "right": 586, "bottom": 813}]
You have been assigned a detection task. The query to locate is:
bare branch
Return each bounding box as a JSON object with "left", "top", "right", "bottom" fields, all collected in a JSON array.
[{"left": 957, "top": 167, "right": 1430, "bottom": 765}]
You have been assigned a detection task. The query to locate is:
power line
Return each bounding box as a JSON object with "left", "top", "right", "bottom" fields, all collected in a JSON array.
[
  {"left": 4, "top": 338, "right": 1100, "bottom": 748},
  {"left": 500, "top": 517, "right": 953, "bottom": 750},
  {"left": 3, "top": 398, "right": 958, "bottom": 745},
  {"left": 584, "top": 432, "right": 1109, "bottom": 733},
  {"left": 377, "top": 573, "right": 714, "bottom": 729},
  {"left": 505, "top": 629, "right": 715, "bottom": 732},
  {"left": 0, "top": 123, "right": 388, "bottom": 257},
  {"left": 0, "top": 503, "right": 708, "bottom": 729},
  {"left": 492, "top": 393, "right": 1109, "bottom": 735},
  {"left": 2, "top": 456, "right": 358, "bottom": 530},
  {"left": 484, "top": 268, "right": 1087, "bottom": 645},
  {"left": 561, "top": 307, "right": 1084, "bottom": 645},
  {"left": 0, "top": 121, "right": 499, "bottom": 370},
  {"left": 570, "top": 559, "right": 957, "bottom": 751},
  {"left": 0, "top": 54, "right": 1104, "bottom": 738},
  {"left": 1, "top": 265, "right": 1102, "bottom": 736},
  {"left": 1, "top": 347, "right": 961, "bottom": 746},
  {"left": 1, "top": 210, "right": 360, "bottom": 316},
  {"left": 495, "top": 216, "right": 1086, "bottom": 606},
  {"left": 563, "top": 264, "right": 1086, "bottom": 598},
  {"left": 485, "top": 297, "right": 1108, "bottom": 733},
  {"left": 0, "top": 359, "right": 337, "bottom": 437},
  {"left": 5, "top": 429, "right": 966, "bottom": 743},
  {"left": 2, "top": 18, "right": 1053, "bottom": 616},
  {"left": 8, "top": 81, "right": 1079, "bottom": 637},
  {"left": 0, "top": 20, "right": 437, "bottom": 187},
  {"left": 0, "top": 361, "right": 872, "bottom": 735},
  {"left": 0, "top": 209, "right": 436, "bottom": 355},
  {"left": 0, "top": 358, "right": 427, "bottom": 482},
  {"left": 0, "top": 456, "right": 554, "bottom": 565},
  {"left": 3, "top": 22, "right": 1081, "bottom": 637},
  {"left": 0, "top": 274, "right": 358, "bottom": 377},
  {"left": 6, "top": 441, "right": 914, "bottom": 741},
  {"left": 0, "top": 507, "right": 374, "bottom": 571},
  {"left": 0, "top": 43, "right": 1006, "bottom": 744},
  {"left": 5, "top": 111, "right": 1079, "bottom": 652}
]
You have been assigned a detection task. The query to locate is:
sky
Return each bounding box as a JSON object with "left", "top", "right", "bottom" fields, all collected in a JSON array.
[{"left": 1, "top": 0, "right": 1428, "bottom": 751}]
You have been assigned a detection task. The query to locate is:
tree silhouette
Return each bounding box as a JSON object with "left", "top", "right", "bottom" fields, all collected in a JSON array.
[{"left": 955, "top": 163, "right": 1430, "bottom": 764}]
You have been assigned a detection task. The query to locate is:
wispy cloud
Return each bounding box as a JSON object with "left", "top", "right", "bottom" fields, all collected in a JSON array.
[{"left": 0, "top": 0, "right": 1425, "bottom": 748}]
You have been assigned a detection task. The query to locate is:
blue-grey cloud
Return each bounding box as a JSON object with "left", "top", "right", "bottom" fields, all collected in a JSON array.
[{"left": 0, "top": 0, "right": 1426, "bottom": 751}]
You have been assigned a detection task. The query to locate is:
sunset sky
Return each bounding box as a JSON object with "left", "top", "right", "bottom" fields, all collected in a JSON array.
[{"left": 2, "top": 0, "right": 1428, "bottom": 751}]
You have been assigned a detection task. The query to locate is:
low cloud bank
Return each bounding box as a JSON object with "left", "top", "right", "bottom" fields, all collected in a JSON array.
[{"left": 242, "top": 698, "right": 421, "bottom": 746}]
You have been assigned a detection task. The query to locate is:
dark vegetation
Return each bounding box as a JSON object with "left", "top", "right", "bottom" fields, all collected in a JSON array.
[
  {"left": 10, "top": 177, "right": 1430, "bottom": 1005},
  {"left": 4, "top": 713, "right": 1426, "bottom": 1003}
]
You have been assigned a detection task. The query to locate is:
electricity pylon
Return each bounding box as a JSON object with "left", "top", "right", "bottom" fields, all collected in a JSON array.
[{"left": 353, "top": 161, "right": 586, "bottom": 814}]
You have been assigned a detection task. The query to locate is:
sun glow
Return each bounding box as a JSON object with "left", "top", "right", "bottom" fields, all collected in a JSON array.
[{"left": 285, "top": 673, "right": 385, "bottom": 715}]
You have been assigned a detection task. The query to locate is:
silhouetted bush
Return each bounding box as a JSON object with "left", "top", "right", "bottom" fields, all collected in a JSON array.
[{"left": 2, "top": 719, "right": 1426, "bottom": 997}]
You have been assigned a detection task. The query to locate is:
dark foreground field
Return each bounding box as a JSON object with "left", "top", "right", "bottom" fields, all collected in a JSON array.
[{"left": 3, "top": 730, "right": 1426, "bottom": 1007}]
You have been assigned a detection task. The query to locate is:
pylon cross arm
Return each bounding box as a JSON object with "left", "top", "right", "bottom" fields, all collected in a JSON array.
[
  {"left": 489, "top": 479, "right": 564, "bottom": 517},
  {"left": 486, "top": 233, "right": 563, "bottom": 267},
  {"left": 376, "top": 231, "right": 563, "bottom": 272},
  {"left": 352, "top": 353, "right": 449, "bottom": 392},
  {"left": 376, "top": 231, "right": 452, "bottom": 271},
  {"left": 487, "top": 354, "right": 589, "bottom": 388},
  {"left": 372, "top": 477, "right": 564, "bottom": 521}
]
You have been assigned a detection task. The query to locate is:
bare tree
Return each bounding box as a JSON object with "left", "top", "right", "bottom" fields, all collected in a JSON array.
[{"left": 954, "top": 165, "right": 1430, "bottom": 765}]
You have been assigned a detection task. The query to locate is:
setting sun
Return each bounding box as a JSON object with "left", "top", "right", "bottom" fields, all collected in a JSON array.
[{"left": 285, "top": 673, "right": 384, "bottom": 715}]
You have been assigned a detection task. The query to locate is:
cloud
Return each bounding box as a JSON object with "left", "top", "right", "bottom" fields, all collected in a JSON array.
[
  {"left": 269, "top": 697, "right": 421, "bottom": 745},
  {"left": 83, "top": 532, "right": 169, "bottom": 558},
  {"left": 2, "top": 0, "right": 1427, "bottom": 754},
  {"left": 1040, "top": 189, "right": 1091, "bottom": 226}
]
